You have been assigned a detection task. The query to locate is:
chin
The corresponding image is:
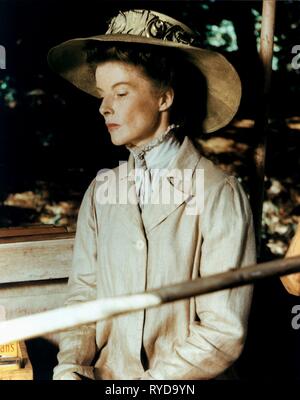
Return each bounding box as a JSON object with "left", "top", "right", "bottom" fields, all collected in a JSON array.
[
  {"left": 110, "top": 130, "right": 135, "bottom": 147},
  {"left": 110, "top": 135, "right": 128, "bottom": 146}
]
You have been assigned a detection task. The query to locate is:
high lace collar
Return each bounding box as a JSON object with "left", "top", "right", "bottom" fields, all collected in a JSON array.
[{"left": 126, "top": 124, "right": 181, "bottom": 170}]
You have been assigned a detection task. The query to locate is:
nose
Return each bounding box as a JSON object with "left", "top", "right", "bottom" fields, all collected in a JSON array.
[{"left": 99, "top": 96, "right": 114, "bottom": 117}]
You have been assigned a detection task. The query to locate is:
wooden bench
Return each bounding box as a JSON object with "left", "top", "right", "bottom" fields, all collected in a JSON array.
[
  {"left": 0, "top": 225, "right": 76, "bottom": 378},
  {"left": 0, "top": 225, "right": 75, "bottom": 345}
]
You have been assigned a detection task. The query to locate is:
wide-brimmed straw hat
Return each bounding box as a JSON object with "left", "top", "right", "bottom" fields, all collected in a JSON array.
[{"left": 48, "top": 9, "right": 241, "bottom": 133}]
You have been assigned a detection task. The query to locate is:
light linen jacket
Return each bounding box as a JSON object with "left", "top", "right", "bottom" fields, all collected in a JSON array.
[{"left": 53, "top": 136, "right": 256, "bottom": 380}]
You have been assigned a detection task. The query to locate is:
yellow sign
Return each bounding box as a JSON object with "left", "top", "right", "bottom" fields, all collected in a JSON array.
[{"left": 0, "top": 342, "right": 18, "bottom": 359}]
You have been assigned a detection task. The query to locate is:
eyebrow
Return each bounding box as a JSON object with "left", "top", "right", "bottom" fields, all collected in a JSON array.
[{"left": 96, "top": 81, "right": 132, "bottom": 93}]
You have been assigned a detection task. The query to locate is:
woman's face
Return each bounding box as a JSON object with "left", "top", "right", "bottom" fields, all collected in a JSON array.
[{"left": 95, "top": 61, "right": 173, "bottom": 147}]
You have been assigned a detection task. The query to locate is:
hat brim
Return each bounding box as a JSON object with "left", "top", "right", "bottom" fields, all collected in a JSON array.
[{"left": 47, "top": 34, "right": 241, "bottom": 133}]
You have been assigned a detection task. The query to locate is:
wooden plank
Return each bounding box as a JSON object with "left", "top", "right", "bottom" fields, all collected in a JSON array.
[
  {"left": 0, "top": 231, "right": 75, "bottom": 244},
  {"left": 0, "top": 280, "right": 68, "bottom": 346},
  {"left": 0, "top": 279, "right": 68, "bottom": 298},
  {"left": 0, "top": 225, "right": 68, "bottom": 238},
  {"left": 0, "top": 238, "right": 74, "bottom": 284},
  {"left": 0, "top": 280, "right": 68, "bottom": 337},
  {"left": 0, "top": 292, "right": 68, "bottom": 319}
]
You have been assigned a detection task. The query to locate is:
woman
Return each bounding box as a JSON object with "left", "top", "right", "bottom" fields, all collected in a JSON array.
[{"left": 48, "top": 9, "right": 256, "bottom": 380}]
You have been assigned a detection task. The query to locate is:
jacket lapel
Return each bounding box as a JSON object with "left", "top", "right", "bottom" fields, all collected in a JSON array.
[
  {"left": 114, "top": 137, "right": 202, "bottom": 234},
  {"left": 141, "top": 137, "right": 201, "bottom": 233}
]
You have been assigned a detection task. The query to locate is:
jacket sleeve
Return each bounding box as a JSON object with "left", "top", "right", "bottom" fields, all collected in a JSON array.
[
  {"left": 53, "top": 180, "right": 98, "bottom": 380},
  {"left": 280, "top": 223, "right": 300, "bottom": 296},
  {"left": 141, "top": 176, "right": 256, "bottom": 380}
]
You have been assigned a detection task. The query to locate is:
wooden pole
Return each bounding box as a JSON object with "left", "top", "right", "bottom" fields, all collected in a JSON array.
[
  {"left": 0, "top": 254, "right": 300, "bottom": 345},
  {"left": 250, "top": 0, "right": 276, "bottom": 256}
]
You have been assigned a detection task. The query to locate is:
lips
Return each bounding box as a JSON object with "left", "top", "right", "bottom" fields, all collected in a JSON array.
[{"left": 106, "top": 123, "right": 120, "bottom": 130}]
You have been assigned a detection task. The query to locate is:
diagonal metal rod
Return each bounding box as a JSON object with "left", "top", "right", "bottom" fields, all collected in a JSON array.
[{"left": 0, "top": 255, "right": 300, "bottom": 345}]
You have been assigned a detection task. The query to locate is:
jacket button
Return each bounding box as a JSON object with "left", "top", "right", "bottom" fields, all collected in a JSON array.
[{"left": 136, "top": 240, "right": 145, "bottom": 250}]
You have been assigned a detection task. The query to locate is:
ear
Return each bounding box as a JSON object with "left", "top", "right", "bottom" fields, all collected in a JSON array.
[{"left": 158, "top": 88, "right": 174, "bottom": 112}]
